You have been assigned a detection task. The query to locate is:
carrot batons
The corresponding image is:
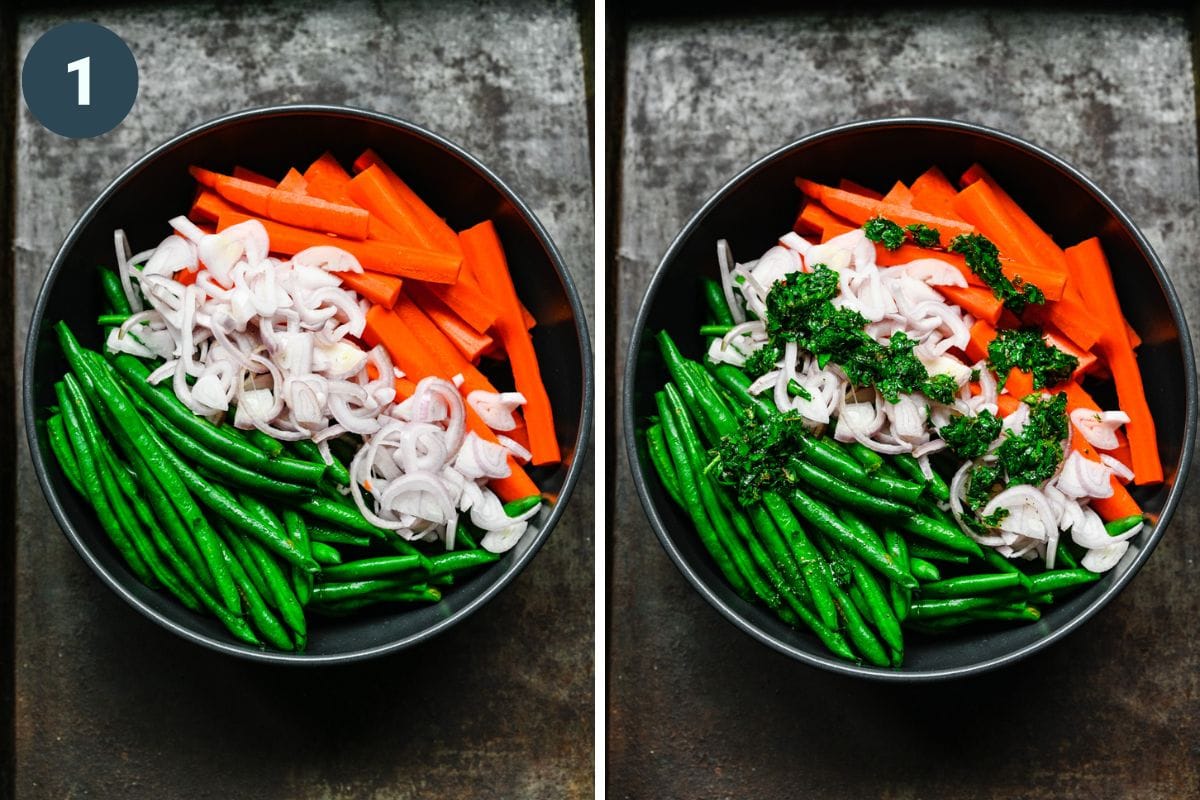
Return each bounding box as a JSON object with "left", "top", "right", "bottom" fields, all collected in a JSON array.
[
  {"left": 191, "top": 166, "right": 370, "bottom": 240},
  {"left": 796, "top": 178, "right": 976, "bottom": 240}
]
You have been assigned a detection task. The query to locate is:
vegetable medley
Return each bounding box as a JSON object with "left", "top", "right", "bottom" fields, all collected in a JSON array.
[
  {"left": 44, "top": 149, "right": 559, "bottom": 652},
  {"left": 643, "top": 163, "right": 1157, "bottom": 667}
]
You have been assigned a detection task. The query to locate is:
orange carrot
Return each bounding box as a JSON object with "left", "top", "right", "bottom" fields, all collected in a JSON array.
[
  {"left": 277, "top": 168, "right": 308, "bottom": 194},
  {"left": 881, "top": 180, "right": 913, "bottom": 207},
  {"left": 459, "top": 221, "right": 560, "bottom": 465},
  {"left": 346, "top": 165, "right": 438, "bottom": 249},
  {"left": 189, "top": 189, "right": 237, "bottom": 223},
  {"left": 217, "top": 211, "right": 462, "bottom": 283},
  {"left": 418, "top": 292, "right": 496, "bottom": 362},
  {"left": 937, "top": 285, "right": 1003, "bottom": 325},
  {"left": 1090, "top": 482, "right": 1142, "bottom": 522},
  {"left": 1043, "top": 325, "right": 1097, "bottom": 378},
  {"left": 336, "top": 271, "right": 403, "bottom": 308},
  {"left": 302, "top": 151, "right": 352, "bottom": 185},
  {"left": 999, "top": 257, "right": 1066, "bottom": 302},
  {"left": 820, "top": 221, "right": 857, "bottom": 242},
  {"left": 304, "top": 174, "right": 407, "bottom": 242},
  {"left": 1004, "top": 367, "right": 1035, "bottom": 400},
  {"left": 413, "top": 279, "right": 498, "bottom": 334},
  {"left": 174, "top": 268, "right": 199, "bottom": 286},
  {"left": 909, "top": 166, "right": 963, "bottom": 220},
  {"left": 521, "top": 301, "right": 537, "bottom": 331},
  {"left": 796, "top": 202, "right": 852, "bottom": 235},
  {"left": 1064, "top": 238, "right": 1161, "bottom": 484},
  {"left": 952, "top": 179, "right": 1042, "bottom": 267},
  {"left": 1125, "top": 320, "right": 1142, "bottom": 349},
  {"left": 392, "top": 292, "right": 497, "bottom": 395},
  {"left": 232, "top": 165, "right": 275, "bottom": 186},
  {"left": 1027, "top": 288, "right": 1103, "bottom": 352},
  {"left": 192, "top": 166, "right": 371, "bottom": 240},
  {"left": 996, "top": 394, "right": 1021, "bottom": 417},
  {"left": 1058, "top": 381, "right": 1142, "bottom": 516},
  {"left": 353, "top": 149, "right": 461, "bottom": 255},
  {"left": 837, "top": 178, "right": 882, "bottom": 200},
  {"left": 363, "top": 307, "right": 537, "bottom": 500},
  {"left": 959, "top": 163, "right": 1072, "bottom": 278},
  {"left": 796, "top": 178, "right": 976, "bottom": 240},
  {"left": 966, "top": 319, "right": 997, "bottom": 363},
  {"left": 394, "top": 376, "right": 418, "bottom": 400}
]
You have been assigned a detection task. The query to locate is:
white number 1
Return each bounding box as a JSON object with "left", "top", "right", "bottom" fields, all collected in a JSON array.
[{"left": 67, "top": 56, "right": 91, "bottom": 106}]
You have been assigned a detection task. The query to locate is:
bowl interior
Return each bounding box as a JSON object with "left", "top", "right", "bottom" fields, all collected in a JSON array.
[
  {"left": 627, "top": 120, "right": 1194, "bottom": 678},
  {"left": 26, "top": 107, "right": 590, "bottom": 662}
]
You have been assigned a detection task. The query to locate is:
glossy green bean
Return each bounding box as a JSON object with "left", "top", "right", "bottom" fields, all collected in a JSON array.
[
  {"left": 761, "top": 492, "right": 838, "bottom": 629},
  {"left": 702, "top": 277, "right": 735, "bottom": 326},
  {"left": 908, "top": 557, "right": 941, "bottom": 582},
  {"left": 891, "top": 453, "right": 950, "bottom": 502},
  {"left": 428, "top": 549, "right": 501, "bottom": 577},
  {"left": 909, "top": 596, "right": 1002, "bottom": 620},
  {"left": 216, "top": 529, "right": 293, "bottom": 650},
  {"left": 1028, "top": 568, "right": 1101, "bottom": 594},
  {"left": 321, "top": 554, "right": 425, "bottom": 582},
  {"left": 845, "top": 442, "right": 884, "bottom": 473},
  {"left": 1104, "top": 515, "right": 1144, "bottom": 536},
  {"left": 646, "top": 423, "right": 684, "bottom": 506},
  {"left": 503, "top": 495, "right": 543, "bottom": 517},
  {"left": 907, "top": 542, "right": 970, "bottom": 564},
  {"left": 884, "top": 529, "right": 912, "bottom": 622},
  {"left": 842, "top": 546, "right": 904, "bottom": 655},
  {"left": 308, "top": 526, "right": 372, "bottom": 547},
  {"left": 787, "top": 487, "right": 916, "bottom": 589},
  {"left": 310, "top": 541, "right": 343, "bottom": 566},
  {"left": 239, "top": 521, "right": 306, "bottom": 641},
  {"left": 896, "top": 513, "right": 984, "bottom": 558},
  {"left": 290, "top": 438, "right": 352, "bottom": 486},
  {"left": 920, "top": 572, "right": 1021, "bottom": 598},
  {"left": 787, "top": 457, "right": 913, "bottom": 519},
  {"left": 46, "top": 414, "right": 84, "bottom": 494},
  {"left": 215, "top": 519, "right": 273, "bottom": 607},
  {"left": 978, "top": 548, "right": 1036, "bottom": 591},
  {"left": 100, "top": 268, "right": 133, "bottom": 316},
  {"left": 283, "top": 510, "right": 313, "bottom": 606}
]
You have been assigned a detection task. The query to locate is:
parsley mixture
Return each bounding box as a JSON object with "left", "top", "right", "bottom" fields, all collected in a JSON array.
[{"left": 988, "top": 327, "right": 1078, "bottom": 391}]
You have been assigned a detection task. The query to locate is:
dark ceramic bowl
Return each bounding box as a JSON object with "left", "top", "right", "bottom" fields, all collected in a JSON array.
[
  {"left": 624, "top": 117, "right": 1196, "bottom": 680},
  {"left": 24, "top": 105, "right": 592, "bottom": 664}
]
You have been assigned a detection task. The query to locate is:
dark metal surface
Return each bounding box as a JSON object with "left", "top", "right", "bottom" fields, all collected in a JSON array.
[
  {"left": 624, "top": 117, "right": 1196, "bottom": 680},
  {"left": 611, "top": 7, "right": 1200, "bottom": 798},
  {"left": 10, "top": 1, "right": 593, "bottom": 796}
]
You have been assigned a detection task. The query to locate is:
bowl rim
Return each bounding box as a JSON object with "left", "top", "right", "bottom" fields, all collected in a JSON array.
[
  {"left": 622, "top": 115, "right": 1197, "bottom": 681},
  {"left": 23, "top": 102, "right": 594, "bottom": 665}
]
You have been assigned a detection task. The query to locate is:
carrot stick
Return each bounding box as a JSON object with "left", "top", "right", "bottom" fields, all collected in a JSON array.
[
  {"left": 304, "top": 174, "right": 407, "bottom": 243},
  {"left": 336, "top": 271, "right": 403, "bottom": 308},
  {"left": 796, "top": 178, "right": 976, "bottom": 239},
  {"left": 965, "top": 319, "right": 997, "bottom": 363},
  {"left": 393, "top": 376, "right": 418, "bottom": 400},
  {"left": 937, "top": 285, "right": 1003, "bottom": 325},
  {"left": 346, "top": 165, "right": 438, "bottom": 249},
  {"left": 952, "top": 180, "right": 1041, "bottom": 267},
  {"left": 909, "top": 166, "right": 963, "bottom": 220},
  {"left": 1043, "top": 325, "right": 1097, "bottom": 378},
  {"left": 796, "top": 203, "right": 853, "bottom": 235},
  {"left": 999, "top": 257, "right": 1066, "bottom": 302},
  {"left": 1125, "top": 320, "right": 1142, "bottom": 349},
  {"left": 996, "top": 394, "right": 1021, "bottom": 417},
  {"left": 232, "top": 166, "right": 275, "bottom": 186},
  {"left": 820, "top": 221, "right": 857, "bottom": 242},
  {"left": 521, "top": 302, "right": 537, "bottom": 331},
  {"left": 1064, "top": 238, "right": 1161, "bottom": 484},
  {"left": 459, "top": 221, "right": 560, "bottom": 465},
  {"left": 302, "top": 151, "right": 352, "bottom": 185},
  {"left": 353, "top": 149, "right": 461, "bottom": 256},
  {"left": 363, "top": 307, "right": 538, "bottom": 500},
  {"left": 277, "top": 168, "right": 308, "bottom": 194},
  {"left": 418, "top": 291, "right": 495, "bottom": 362},
  {"left": 1058, "top": 380, "right": 1142, "bottom": 517},
  {"left": 881, "top": 181, "right": 913, "bottom": 207},
  {"left": 1089, "top": 482, "right": 1142, "bottom": 521},
  {"left": 173, "top": 268, "right": 199, "bottom": 286},
  {"left": 392, "top": 293, "right": 497, "bottom": 394},
  {"left": 412, "top": 279, "right": 498, "bottom": 334},
  {"left": 1004, "top": 367, "right": 1035, "bottom": 400},
  {"left": 217, "top": 211, "right": 462, "bottom": 283},
  {"left": 189, "top": 189, "right": 238, "bottom": 223},
  {"left": 837, "top": 178, "right": 882, "bottom": 200}
]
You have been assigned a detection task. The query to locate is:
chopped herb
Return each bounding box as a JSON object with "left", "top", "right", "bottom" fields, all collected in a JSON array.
[
  {"left": 743, "top": 342, "right": 782, "bottom": 379},
  {"left": 939, "top": 409, "right": 1002, "bottom": 459},
  {"left": 966, "top": 464, "right": 1002, "bottom": 510},
  {"left": 948, "top": 233, "right": 1045, "bottom": 315},
  {"left": 905, "top": 223, "right": 941, "bottom": 247},
  {"left": 863, "top": 217, "right": 905, "bottom": 250},
  {"left": 994, "top": 392, "right": 1069, "bottom": 486},
  {"left": 712, "top": 411, "right": 807, "bottom": 505},
  {"left": 988, "top": 327, "right": 1078, "bottom": 390},
  {"left": 979, "top": 506, "right": 1010, "bottom": 527},
  {"left": 922, "top": 373, "right": 960, "bottom": 405},
  {"left": 970, "top": 368, "right": 982, "bottom": 382}
]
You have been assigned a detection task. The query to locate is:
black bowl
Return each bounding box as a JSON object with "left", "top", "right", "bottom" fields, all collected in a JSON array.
[
  {"left": 24, "top": 105, "right": 592, "bottom": 664},
  {"left": 624, "top": 117, "right": 1196, "bottom": 680}
]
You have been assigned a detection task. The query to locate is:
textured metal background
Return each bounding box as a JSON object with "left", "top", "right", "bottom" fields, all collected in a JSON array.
[
  {"left": 8, "top": 2, "right": 594, "bottom": 797},
  {"left": 610, "top": 7, "right": 1200, "bottom": 799}
]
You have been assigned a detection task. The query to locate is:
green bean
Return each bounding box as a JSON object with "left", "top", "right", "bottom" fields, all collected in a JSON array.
[
  {"left": 845, "top": 442, "right": 884, "bottom": 473},
  {"left": 311, "top": 541, "right": 343, "bottom": 566},
  {"left": 907, "top": 542, "right": 970, "bottom": 564},
  {"left": 321, "top": 554, "right": 426, "bottom": 582},
  {"left": 311, "top": 578, "right": 416, "bottom": 604},
  {"left": 56, "top": 379, "right": 153, "bottom": 585},
  {"left": 909, "top": 596, "right": 1002, "bottom": 620},
  {"left": 787, "top": 487, "right": 916, "bottom": 589},
  {"left": 896, "top": 513, "right": 984, "bottom": 558},
  {"left": 709, "top": 363, "right": 776, "bottom": 422},
  {"left": 46, "top": 414, "right": 84, "bottom": 494},
  {"left": 667, "top": 385, "right": 776, "bottom": 606},
  {"left": 308, "top": 526, "right": 372, "bottom": 547},
  {"left": 905, "top": 603, "right": 1041, "bottom": 631},
  {"left": 96, "top": 314, "right": 130, "bottom": 327},
  {"left": 1028, "top": 568, "right": 1101, "bottom": 594},
  {"left": 655, "top": 390, "right": 751, "bottom": 599},
  {"left": 283, "top": 510, "right": 313, "bottom": 606},
  {"left": 700, "top": 324, "right": 734, "bottom": 337},
  {"left": 125, "top": 390, "right": 312, "bottom": 499},
  {"left": 100, "top": 268, "right": 133, "bottom": 316},
  {"left": 909, "top": 557, "right": 941, "bottom": 582},
  {"left": 216, "top": 529, "right": 293, "bottom": 650},
  {"left": 702, "top": 278, "right": 735, "bottom": 326},
  {"left": 761, "top": 492, "right": 838, "bottom": 629},
  {"left": 428, "top": 549, "right": 501, "bottom": 578},
  {"left": 830, "top": 579, "right": 889, "bottom": 667},
  {"left": 787, "top": 457, "right": 913, "bottom": 519},
  {"left": 290, "top": 438, "right": 353, "bottom": 487},
  {"left": 238, "top": 513, "right": 306, "bottom": 641},
  {"left": 215, "top": 519, "right": 273, "bottom": 607},
  {"left": 841, "top": 546, "right": 904, "bottom": 654},
  {"left": 503, "top": 495, "right": 543, "bottom": 517},
  {"left": 1055, "top": 541, "right": 1079, "bottom": 570},
  {"left": 686, "top": 361, "right": 740, "bottom": 422},
  {"left": 245, "top": 428, "right": 285, "bottom": 457},
  {"left": 296, "top": 497, "right": 386, "bottom": 540},
  {"left": 656, "top": 335, "right": 723, "bottom": 445},
  {"left": 108, "top": 354, "right": 327, "bottom": 485},
  {"left": 884, "top": 530, "right": 912, "bottom": 622},
  {"left": 1105, "top": 515, "right": 1144, "bottom": 536},
  {"left": 312, "top": 585, "right": 442, "bottom": 613},
  {"left": 965, "top": 604, "right": 1041, "bottom": 622},
  {"left": 978, "top": 548, "right": 1035, "bottom": 591},
  {"left": 920, "top": 572, "right": 1022, "bottom": 598},
  {"left": 891, "top": 453, "right": 950, "bottom": 502},
  {"left": 646, "top": 424, "right": 684, "bottom": 506},
  {"left": 454, "top": 522, "right": 479, "bottom": 551},
  {"left": 797, "top": 441, "right": 925, "bottom": 504}
]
